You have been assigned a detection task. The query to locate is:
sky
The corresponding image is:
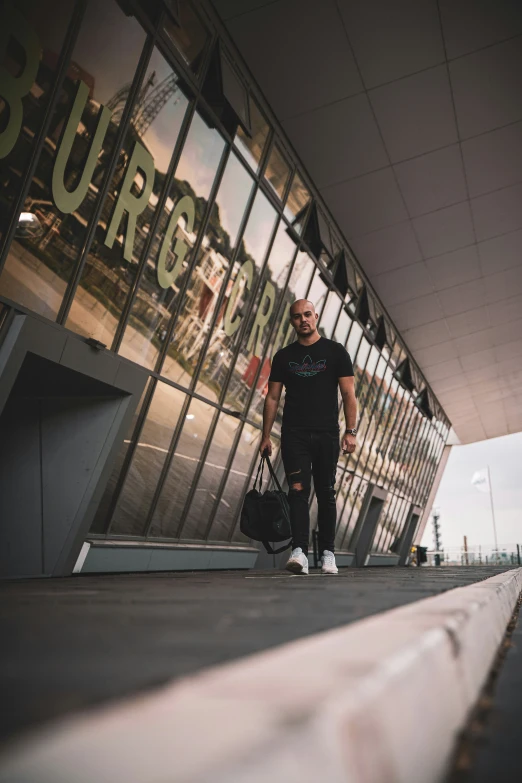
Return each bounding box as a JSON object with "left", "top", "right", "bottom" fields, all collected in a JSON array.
[{"left": 421, "top": 431, "right": 522, "bottom": 555}]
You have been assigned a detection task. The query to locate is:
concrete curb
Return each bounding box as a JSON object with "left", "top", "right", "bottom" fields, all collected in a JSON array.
[{"left": 1, "top": 568, "right": 521, "bottom": 783}]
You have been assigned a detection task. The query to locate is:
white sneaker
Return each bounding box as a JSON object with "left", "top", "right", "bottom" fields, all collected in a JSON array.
[
  {"left": 285, "top": 547, "right": 309, "bottom": 575},
  {"left": 321, "top": 550, "right": 338, "bottom": 575}
]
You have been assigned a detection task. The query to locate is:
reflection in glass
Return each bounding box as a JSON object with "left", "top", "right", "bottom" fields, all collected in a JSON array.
[
  {"left": 180, "top": 412, "right": 240, "bottom": 540},
  {"left": 0, "top": 0, "right": 146, "bottom": 319},
  {"left": 283, "top": 172, "right": 310, "bottom": 234},
  {"left": 306, "top": 269, "right": 328, "bottom": 317},
  {"left": 234, "top": 99, "right": 269, "bottom": 172},
  {"left": 109, "top": 381, "right": 186, "bottom": 536},
  {"left": 333, "top": 308, "right": 353, "bottom": 347},
  {"left": 118, "top": 111, "right": 225, "bottom": 369},
  {"left": 90, "top": 378, "right": 151, "bottom": 534},
  {"left": 162, "top": 0, "right": 210, "bottom": 74},
  {"left": 195, "top": 188, "right": 277, "bottom": 401},
  {"left": 148, "top": 397, "right": 216, "bottom": 539},
  {"left": 0, "top": 0, "right": 72, "bottom": 243},
  {"left": 160, "top": 152, "right": 254, "bottom": 392},
  {"left": 318, "top": 290, "right": 341, "bottom": 339},
  {"left": 67, "top": 46, "right": 190, "bottom": 347},
  {"left": 223, "top": 222, "right": 297, "bottom": 412},
  {"left": 264, "top": 144, "right": 290, "bottom": 202}
]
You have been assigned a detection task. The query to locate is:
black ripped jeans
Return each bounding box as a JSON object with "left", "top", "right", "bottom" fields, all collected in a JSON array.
[{"left": 281, "top": 428, "right": 340, "bottom": 556}]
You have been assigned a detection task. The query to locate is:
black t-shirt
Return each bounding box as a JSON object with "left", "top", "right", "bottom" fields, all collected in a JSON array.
[{"left": 269, "top": 337, "right": 354, "bottom": 432}]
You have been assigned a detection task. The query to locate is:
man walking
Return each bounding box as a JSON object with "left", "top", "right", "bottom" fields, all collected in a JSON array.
[{"left": 259, "top": 299, "right": 357, "bottom": 575}]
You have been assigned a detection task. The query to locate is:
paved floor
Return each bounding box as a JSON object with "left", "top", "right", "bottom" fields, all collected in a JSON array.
[{"left": 0, "top": 566, "right": 512, "bottom": 746}]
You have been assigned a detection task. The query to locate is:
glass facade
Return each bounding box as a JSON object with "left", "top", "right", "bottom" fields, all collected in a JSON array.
[{"left": 0, "top": 0, "right": 450, "bottom": 556}]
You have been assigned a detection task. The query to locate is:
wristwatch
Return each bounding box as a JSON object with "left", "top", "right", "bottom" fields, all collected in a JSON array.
[{"left": 345, "top": 428, "right": 357, "bottom": 436}]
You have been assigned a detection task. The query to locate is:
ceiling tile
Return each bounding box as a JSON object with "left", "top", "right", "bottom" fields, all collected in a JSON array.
[
  {"left": 439, "top": 383, "right": 474, "bottom": 404},
  {"left": 413, "top": 340, "right": 458, "bottom": 366},
  {"left": 478, "top": 229, "right": 522, "bottom": 276},
  {"left": 423, "top": 357, "right": 463, "bottom": 382},
  {"left": 425, "top": 244, "right": 482, "bottom": 291},
  {"left": 413, "top": 202, "right": 475, "bottom": 258},
  {"left": 369, "top": 66, "right": 458, "bottom": 163},
  {"left": 449, "top": 37, "right": 522, "bottom": 139},
  {"left": 459, "top": 347, "right": 497, "bottom": 371},
  {"left": 349, "top": 222, "right": 422, "bottom": 275},
  {"left": 446, "top": 306, "right": 490, "bottom": 338},
  {"left": 402, "top": 318, "right": 451, "bottom": 349},
  {"left": 393, "top": 144, "right": 468, "bottom": 217},
  {"left": 372, "top": 262, "right": 433, "bottom": 305},
  {"left": 438, "top": 0, "right": 522, "bottom": 59},
  {"left": 484, "top": 265, "right": 522, "bottom": 305},
  {"left": 471, "top": 183, "right": 522, "bottom": 242},
  {"left": 337, "top": 0, "right": 444, "bottom": 89},
  {"left": 452, "top": 327, "right": 496, "bottom": 356},
  {"left": 439, "top": 277, "right": 487, "bottom": 316},
  {"left": 430, "top": 373, "right": 469, "bottom": 393},
  {"left": 462, "top": 121, "right": 522, "bottom": 198},
  {"left": 388, "top": 293, "right": 444, "bottom": 329},
  {"left": 282, "top": 94, "right": 388, "bottom": 189},
  {"left": 321, "top": 167, "right": 408, "bottom": 236},
  {"left": 483, "top": 417, "right": 508, "bottom": 439},
  {"left": 226, "top": 0, "right": 363, "bottom": 119},
  {"left": 493, "top": 338, "right": 522, "bottom": 363},
  {"left": 215, "top": 0, "right": 280, "bottom": 19},
  {"left": 487, "top": 294, "right": 522, "bottom": 326}
]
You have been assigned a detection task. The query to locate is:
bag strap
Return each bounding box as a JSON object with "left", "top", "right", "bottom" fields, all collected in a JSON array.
[
  {"left": 265, "top": 455, "right": 285, "bottom": 494},
  {"left": 262, "top": 540, "right": 292, "bottom": 555},
  {"left": 253, "top": 457, "right": 265, "bottom": 492}
]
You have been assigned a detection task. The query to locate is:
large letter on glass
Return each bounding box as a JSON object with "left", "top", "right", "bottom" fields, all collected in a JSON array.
[
  {"left": 247, "top": 280, "right": 275, "bottom": 358},
  {"left": 156, "top": 195, "right": 195, "bottom": 289},
  {"left": 223, "top": 259, "right": 253, "bottom": 337},
  {"left": 104, "top": 141, "right": 155, "bottom": 261},
  {"left": 0, "top": 2, "right": 40, "bottom": 159},
  {"left": 52, "top": 80, "right": 113, "bottom": 214}
]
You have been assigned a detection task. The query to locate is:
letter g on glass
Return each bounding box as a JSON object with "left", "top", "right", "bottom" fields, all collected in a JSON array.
[{"left": 156, "top": 195, "right": 195, "bottom": 289}]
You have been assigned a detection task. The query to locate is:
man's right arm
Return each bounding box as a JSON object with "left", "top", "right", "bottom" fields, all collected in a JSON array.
[{"left": 259, "top": 381, "right": 283, "bottom": 456}]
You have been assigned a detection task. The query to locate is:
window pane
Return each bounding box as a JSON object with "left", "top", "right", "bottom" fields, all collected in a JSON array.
[
  {"left": 90, "top": 378, "right": 152, "bottom": 533},
  {"left": 333, "top": 308, "right": 352, "bottom": 346},
  {"left": 249, "top": 249, "right": 315, "bottom": 429},
  {"left": 109, "top": 382, "right": 186, "bottom": 536},
  {"left": 222, "top": 221, "right": 296, "bottom": 411},
  {"left": 283, "top": 172, "right": 310, "bottom": 232},
  {"left": 0, "top": 0, "right": 73, "bottom": 244},
  {"left": 0, "top": 0, "right": 146, "bottom": 318},
  {"left": 160, "top": 152, "right": 254, "bottom": 390},
  {"left": 148, "top": 397, "right": 216, "bottom": 539},
  {"left": 306, "top": 268, "right": 327, "bottom": 316},
  {"left": 118, "top": 111, "right": 225, "bottom": 369},
  {"left": 162, "top": 0, "right": 210, "bottom": 74},
  {"left": 318, "top": 290, "right": 341, "bottom": 339},
  {"left": 180, "top": 411, "right": 241, "bottom": 540},
  {"left": 66, "top": 47, "right": 190, "bottom": 347},
  {"left": 234, "top": 99, "right": 269, "bottom": 172},
  {"left": 195, "top": 189, "right": 278, "bottom": 401},
  {"left": 264, "top": 143, "right": 290, "bottom": 202}
]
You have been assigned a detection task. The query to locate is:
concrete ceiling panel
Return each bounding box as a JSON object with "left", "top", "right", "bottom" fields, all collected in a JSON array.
[
  {"left": 471, "top": 183, "right": 522, "bottom": 242},
  {"left": 459, "top": 347, "right": 498, "bottom": 372},
  {"left": 388, "top": 293, "right": 444, "bottom": 330},
  {"left": 402, "top": 319, "right": 451, "bottom": 349},
  {"left": 413, "top": 340, "right": 458, "bottom": 367},
  {"left": 478, "top": 229, "right": 522, "bottom": 276},
  {"left": 438, "top": 0, "right": 522, "bottom": 60},
  {"left": 413, "top": 202, "right": 475, "bottom": 258},
  {"left": 462, "top": 121, "right": 522, "bottom": 197},
  {"left": 393, "top": 144, "right": 468, "bottom": 217},
  {"left": 446, "top": 306, "right": 490, "bottom": 339},
  {"left": 438, "top": 278, "right": 488, "bottom": 317},
  {"left": 282, "top": 93, "right": 388, "bottom": 188},
  {"left": 425, "top": 244, "right": 482, "bottom": 291},
  {"left": 337, "top": 0, "right": 444, "bottom": 89},
  {"left": 349, "top": 221, "right": 422, "bottom": 274},
  {"left": 369, "top": 66, "right": 458, "bottom": 163},
  {"left": 372, "top": 262, "right": 433, "bottom": 306}
]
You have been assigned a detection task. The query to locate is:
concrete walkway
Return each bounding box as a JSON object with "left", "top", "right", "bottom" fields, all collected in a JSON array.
[{"left": 0, "top": 565, "right": 512, "bottom": 746}]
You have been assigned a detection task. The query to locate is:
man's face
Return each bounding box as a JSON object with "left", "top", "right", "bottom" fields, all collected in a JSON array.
[{"left": 290, "top": 303, "right": 318, "bottom": 336}]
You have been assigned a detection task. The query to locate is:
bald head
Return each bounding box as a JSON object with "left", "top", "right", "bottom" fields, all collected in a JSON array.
[{"left": 289, "top": 299, "right": 319, "bottom": 338}]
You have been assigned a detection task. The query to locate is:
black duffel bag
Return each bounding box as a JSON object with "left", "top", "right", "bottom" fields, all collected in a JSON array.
[{"left": 240, "top": 454, "right": 292, "bottom": 554}]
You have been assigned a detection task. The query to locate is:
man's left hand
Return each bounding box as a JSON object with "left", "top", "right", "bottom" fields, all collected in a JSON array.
[{"left": 342, "top": 433, "right": 356, "bottom": 455}]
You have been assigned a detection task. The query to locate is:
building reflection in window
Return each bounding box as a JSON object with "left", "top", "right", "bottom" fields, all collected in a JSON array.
[
  {"left": 179, "top": 411, "right": 241, "bottom": 540},
  {"left": 160, "top": 151, "right": 255, "bottom": 392},
  {"left": 0, "top": 0, "right": 145, "bottom": 318},
  {"left": 161, "top": 0, "right": 210, "bottom": 75},
  {"left": 109, "top": 381, "right": 187, "bottom": 537},
  {"left": 306, "top": 268, "right": 328, "bottom": 318},
  {"left": 318, "top": 290, "right": 342, "bottom": 339},
  {"left": 148, "top": 397, "right": 216, "bottom": 539},
  {"left": 283, "top": 172, "right": 311, "bottom": 235},
  {"left": 66, "top": 46, "right": 190, "bottom": 347},
  {"left": 222, "top": 221, "right": 298, "bottom": 412},
  {"left": 118, "top": 110, "right": 225, "bottom": 369},
  {"left": 194, "top": 187, "right": 278, "bottom": 401},
  {"left": 234, "top": 98, "right": 269, "bottom": 172},
  {"left": 264, "top": 143, "right": 291, "bottom": 202}
]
